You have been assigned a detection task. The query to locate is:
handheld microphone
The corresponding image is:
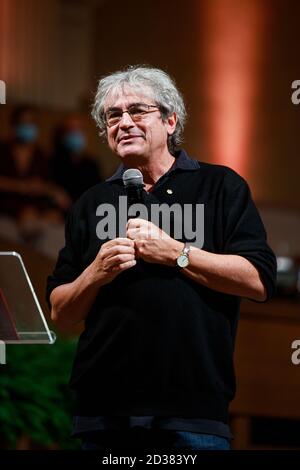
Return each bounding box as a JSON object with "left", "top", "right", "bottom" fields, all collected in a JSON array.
[
  {"left": 122, "top": 169, "right": 145, "bottom": 267},
  {"left": 122, "top": 168, "right": 144, "bottom": 206}
]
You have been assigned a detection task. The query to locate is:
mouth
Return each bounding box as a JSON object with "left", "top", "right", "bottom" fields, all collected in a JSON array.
[{"left": 118, "top": 135, "right": 143, "bottom": 143}]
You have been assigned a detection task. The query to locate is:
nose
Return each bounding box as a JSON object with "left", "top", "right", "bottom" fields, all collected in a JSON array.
[{"left": 119, "top": 111, "right": 135, "bottom": 129}]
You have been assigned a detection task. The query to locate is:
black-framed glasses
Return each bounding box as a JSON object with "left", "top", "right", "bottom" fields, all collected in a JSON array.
[{"left": 104, "top": 103, "right": 160, "bottom": 127}]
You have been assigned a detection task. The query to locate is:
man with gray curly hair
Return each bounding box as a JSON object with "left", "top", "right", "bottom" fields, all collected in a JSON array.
[
  {"left": 47, "top": 65, "right": 276, "bottom": 451},
  {"left": 91, "top": 66, "right": 186, "bottom": 155}
]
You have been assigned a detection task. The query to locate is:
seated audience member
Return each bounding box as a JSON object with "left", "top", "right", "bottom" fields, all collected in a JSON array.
[
  {"left": 0, "top": 105, "right": 71, "bottom": 245},
  {"left": 51, "top": 114, "right": 102, "bottom": 202}
]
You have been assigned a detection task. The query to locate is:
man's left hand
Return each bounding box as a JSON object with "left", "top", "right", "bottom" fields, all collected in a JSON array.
[{"left": 126, "top": 218, "right": 183, "bottom": 266}]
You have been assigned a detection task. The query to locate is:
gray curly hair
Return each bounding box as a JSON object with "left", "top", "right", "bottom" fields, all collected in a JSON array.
[{"left": 91, "top": 65, "right": 187, "bottom": 154}]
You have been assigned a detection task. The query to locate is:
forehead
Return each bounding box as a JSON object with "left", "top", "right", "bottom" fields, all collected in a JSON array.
[{"left": 104, "top": 85, "right": 154, "bottom": 109}]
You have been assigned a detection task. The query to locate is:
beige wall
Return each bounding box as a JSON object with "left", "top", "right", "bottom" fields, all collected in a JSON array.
[
  {"left": 1, "top": 0, "right": 300, "bottom": 208},
  {"left": 0, "top": 0, "right": 94, "bottom": 109}
]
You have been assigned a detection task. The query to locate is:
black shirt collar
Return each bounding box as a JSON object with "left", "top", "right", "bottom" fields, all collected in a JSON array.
[{"left": 105, "top": 149, "right": 200, "bottom": 183}]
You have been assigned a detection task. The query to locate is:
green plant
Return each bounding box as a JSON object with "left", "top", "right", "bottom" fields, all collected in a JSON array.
[{"left": 0, "top": 338, "right": 80, "bottom": 449}]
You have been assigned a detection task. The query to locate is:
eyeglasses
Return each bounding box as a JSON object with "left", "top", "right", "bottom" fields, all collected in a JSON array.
[{"left": 104, "top": 103, "right": 160, "bottom": 128}]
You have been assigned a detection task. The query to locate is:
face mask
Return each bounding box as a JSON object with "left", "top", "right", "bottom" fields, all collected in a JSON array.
[
  {"left": 63, "top": 131, "right": 86, "bottom": 154},
  {"left": 15, "top": 123, "right": 38, "bottom": 143}
]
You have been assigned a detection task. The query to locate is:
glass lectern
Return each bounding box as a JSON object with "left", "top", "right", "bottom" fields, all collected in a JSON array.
[{"left": 0, "top": 251, "right": 55, "bottom": 344}]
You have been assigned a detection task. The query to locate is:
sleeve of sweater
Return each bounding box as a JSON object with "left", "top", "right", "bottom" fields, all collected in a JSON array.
[
  {"left": 45, "top": 203, "right": 83, "bottom": 309},
  {"left": 221, "top": 170, "right": 277, "bottom": 302}
]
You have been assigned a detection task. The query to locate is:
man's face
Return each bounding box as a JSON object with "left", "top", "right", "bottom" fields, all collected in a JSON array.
[{"left": 104, "top": 87, "right": 176, "bottom": 162}]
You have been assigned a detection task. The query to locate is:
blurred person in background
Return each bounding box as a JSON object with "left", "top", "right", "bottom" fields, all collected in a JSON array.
[
  {"left": 51, "top": 114, "right": 102, "bottom": 202},
  {"left": 0, "top": 105, "right": 71, "bottom": 247}
]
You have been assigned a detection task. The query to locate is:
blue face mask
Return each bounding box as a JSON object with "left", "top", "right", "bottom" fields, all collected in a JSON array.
[
  {"left": 63, "top": 131, "right": 86, "bottom": 154},
  {"left": 15, "top": 123, "right": 38, "bottom": 143}
]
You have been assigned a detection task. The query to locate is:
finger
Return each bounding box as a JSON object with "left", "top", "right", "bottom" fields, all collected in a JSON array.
[
  {"left": 126, "top": 228, "right": 140, "bottom": 240},
  {"left": 111, "top": 259, "right": 137, "bottom": 272},
  {"left": 129, "top": 228, "right": 153, "bottom": 240},
  {"left": 104, "top": 244, "right": 135, "bottom": 260},
  {"left": 118, "top": 259, "right": 137, "bottom": 270},
  {"left": 106, "top": 253, "right": 136, "bottom": 269},
  {"left": 126, "top": 218, "right": 147, "bottom": 229},
  {"left": 101, "top": 237, "right": 134, "bottom": 251}
]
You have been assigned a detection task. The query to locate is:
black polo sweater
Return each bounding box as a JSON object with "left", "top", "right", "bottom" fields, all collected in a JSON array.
[{"left": 46, "top": 149, "right": 276, "bottom": 436}]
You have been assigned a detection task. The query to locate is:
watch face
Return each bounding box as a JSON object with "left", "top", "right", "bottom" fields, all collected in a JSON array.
[{"left": 177, "top": 254, "right": 189, "bottom": 268}]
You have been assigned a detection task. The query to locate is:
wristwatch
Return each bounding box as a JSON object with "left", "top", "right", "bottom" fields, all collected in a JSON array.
[{"left": 176, "top": 242, "right": 191, "bottom": 268}]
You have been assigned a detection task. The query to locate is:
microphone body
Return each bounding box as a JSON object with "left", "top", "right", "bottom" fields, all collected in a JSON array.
[{"left": 122, "top": 168, "right": 145, "bottom": 207}]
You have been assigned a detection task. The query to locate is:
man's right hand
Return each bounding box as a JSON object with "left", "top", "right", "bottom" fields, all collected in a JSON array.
[
  {"left": 50, "top": 238, "right": 136, "bottom": 330},
  {"left": 90, "top": 237, "right": 136, "bottom": 286}
]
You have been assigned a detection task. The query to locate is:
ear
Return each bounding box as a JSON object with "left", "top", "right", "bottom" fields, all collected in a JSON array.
[{"left": 166, "top": 112, "right": 177, "bottom": 136}]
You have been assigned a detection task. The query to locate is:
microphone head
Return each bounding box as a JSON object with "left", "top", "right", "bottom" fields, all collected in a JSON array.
[{"left": 122, "top": 168, "right": 144, "bottom": 187}]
